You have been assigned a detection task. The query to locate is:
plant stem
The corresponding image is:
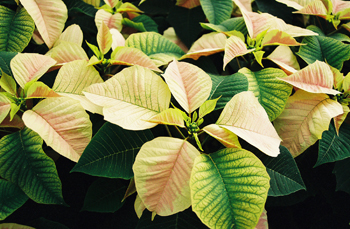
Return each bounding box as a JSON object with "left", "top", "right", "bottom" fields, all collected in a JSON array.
[
  {"left": 165, "top": 125, "right": 172, "bottom": 137},
  {"left": 175, "top": 125, "right": 186, "bottom": 139}
]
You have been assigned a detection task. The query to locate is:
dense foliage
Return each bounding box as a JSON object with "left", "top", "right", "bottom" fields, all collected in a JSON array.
[{"left": 1, "top": 0, "right": 350, "bottom": 228}]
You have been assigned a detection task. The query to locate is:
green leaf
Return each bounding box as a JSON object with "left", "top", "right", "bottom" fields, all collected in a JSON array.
[
  {"left": 72, "top": 122, "right": 154, "bottom": 179},
  {"left": 258, "top": 146, "right": 306, "bottom": 196},
  {"left": 199, "top": 97, "right": 220, "bottom": 119},
  {"left": 297, "top": 33, "right": 350, "bottom": 70},
  {"left": 167, "top": 5, "right": 206, "bottom": 48},
  {"left": 238, "top": 68, "right": 293, "bottom": 121},
  {"left": 316, "top": 122, "right": 350, "bottom": 167},
  {"left": 0, "top": 69, "right": 16, "bottom": 95},
  {"left": 0, "top": 128, "right": 65, "bottom": 205},
  {"left": 86, "top": 41, "right": 102, "bottom": 59},
  {"left": 190, "top": 148, "right": 270, "bottom": 229},
  {"left": 0, "top": 180, "right": 28, "bottom": 220},
  {"left": 0, "top": 6, "right": 35, "bottom": 52},
  {"left": 27, "top": 217, "right": 69, "bottom": 229},
  {"left": 334, "top": 157, "right": 350, "bottom": 194},
  {"left": 125, "top": 32, "right": 185, "bottom": 66},
  {"left": 82, "top": 178, "right": 127, "bottom": 213},
  {"left": 123, "top": 15, "right": 158, "bottom": 32},
  {"left": 201, "top": 17, "right": 247, "bottom": 35},
  {"left": 62, "top": 0, "right": 97, "bottom": 17},
  {"left": 136, "top": 208, "right": 207, "bottom": 229},
  {"left": 0, "top": 51, "right": 17, "bottom": 76},
  {"left": 209, "top": 73, "right": 249, "bottom": 110},
  {"left": 200, "top": 0, "right": 233, "bottom": 25}
]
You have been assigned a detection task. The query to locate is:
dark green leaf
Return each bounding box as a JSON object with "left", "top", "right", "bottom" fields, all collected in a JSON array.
[
  {"left": 259, "top": 146, "right": 306, "bottom": 196},
  {"left": 316, "top": 122, "right": 350, "bottom": 167},
  {"left": 0, "top": 6, "right": 35, "bottom": 52},
  {"left": 132, "top": 15, "right": 158, "bottom": 32},
  {"left": 334, "top": 157, "right": 350, "bottom": 194},
  {"left": 208, "top": 73, "right": 248, "bottom": 110},
  {"left": 201, "top": 17, "right": 247, "bottom": 36},
  {"left": 28, "top": 217, "right": 69, "bottom": 229},
  {"left": 0, "top": 128, "right": 65, "bottom": 205},
  {"left": 0, "top": 180, "right": 28, "bottom": 220},
  {"left": 82, "top": 178, "right": 126, "bottom": 213},
  {"left": 297, "top": 30, "right": 350, "bottom": 70},
  {"left": 62, "top": 0, "right": 97, "bottom": 17},
  {"left": 136, "top": 208, "right": 208, "bottom": 229},
  {"left": 200, "top": 0, "right": 233, "bottom": 25},
  {"left": 167, "top": 6, "right": 206, "bottom": 48},
  {"left": 255, "top": 0, "right": 294, "bottom": 24},
  {"left": 72, "top": 122, "right": 154, "bottom": 179},
  {"left": 0, "top": 51, "right": 17, "bottom": 77}
]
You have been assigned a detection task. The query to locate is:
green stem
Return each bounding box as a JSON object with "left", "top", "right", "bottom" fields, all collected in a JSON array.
[
  {"left": 175, "top": 125, "right": 186, "bottom": 139},
  {"left": 165, "top": 125, "right": 172, "bottom": 137}
]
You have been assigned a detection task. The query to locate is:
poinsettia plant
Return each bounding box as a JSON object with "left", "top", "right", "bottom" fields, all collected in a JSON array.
[{"left": 1, "top": 0, "right": 350, "bottom": 228}]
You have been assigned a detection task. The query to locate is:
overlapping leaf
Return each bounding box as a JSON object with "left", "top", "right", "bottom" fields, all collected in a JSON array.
[
  {"left": 84, "top": 65, "right": 171, "bottom": 130},
  {"left": 0, "top": 6, "right": 35, "bottom": 52},
  {"left": 72, "top": 122, "right": 153, "bottom": 179},
  {"left": 147, "top": 108, "right": 185, "bottom": 127},
  {"left": 180, "top": 32, "right": 227, "bottom": 60},
  {"left": 217, "top": 91, "right": 281, "bottom": 157},
  {"left": 52, "top": 60, "right": 103, "bottom": 114},
  {"left": 11, "top": 53, "right": 56, "bottom": 88},
  {"left": 20, "top": 0, "right": 68, "bottom": 48},
  {"left": 133, "top": 137, "right": 200, "bottom": 217},
  {"left": 176, "top": 0, "right": 201, "bottom": 9},
  {"left": 267, "top": 46, "right": 300, "bottom": 74},
  {"left": 274, "top": 90, "right": 343, "bottom": 157},
  {"left": 0, "top": 128, "right": 65, "bottom": 204},
  {"left": 162, "top": 60, "right": 212, "bottom": 113},
  {"left": 190, "top": 148, "right": 270, "bottom": 229},
  {"left": 238, "top": 68, "right": 293, "bottom": 121},
  {"left": 297, "top": 34, "right": 350, "bottom": 70},
  {"left": 223, "top": 35, "right": 254, "bottom": 69},
  {"left": 125, "top": 32, "right": 185, "bottom": 66},
  {"left": 95, "top": 9, "right": 123, "bottom": 31},
  {"left": 201, "top": 17, "right": 247, "bottom": 35},
  {"left": 0, "top": 93, "right": 11, "bottom": 124},
  {"left": 25, "top": 82, "right": 60, "bottom": 99},
  {"left": 97, "top": 22, "right": 112, "bottom": 55},
  {"left": 200, "top": 0, "right": 233, "bottom": 25},
  {"left": 203, "top": 124, "right": 241, "bottom": 148},
  {"left": 22, "top": 97, "right": 92, "bottom": 162},
  {"left": 56, "top": 24, "right": 83, "bottom": 46},
  {"left": 46, "top": 41, "right": 89, "bottom": 65},
  {"left": 0, "top": 180, "right": 28, "bottom": 220}
]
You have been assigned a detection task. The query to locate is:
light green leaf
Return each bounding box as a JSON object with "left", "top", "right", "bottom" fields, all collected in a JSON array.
[
  {"left": 123, "top": 15, "right": 158, "bottom": 32},
  {"left": 86, "top": 41, "right": 102, "bottom": 59},
  {"left": 0, "top": 6, "right": 35, "bottom": 52},
  {"left": 0, "top": 127, "right": 65, "bottom": 205},
  {"left": 317, "top": 122, "right": 350, "bottom": 167},
  {"left": 125, "top": 32, "right": 185, "bottom": 66},
  {"left": 238, "top": 68, "right": 292, "bottom": 121},
  {"left": 147, "top": 108, "right": 185, "bottom": 127},
  {"left": 72, "top": 122, "right": 153, "bottom": 179},
  {"left": 297, "top": 34, "right": 350, "bottom": 70},
  {"left": 190, "top": 148, "right": 270, "bottom": 229},
  {"left": 82, "top": 178, "right": 127, "bottom": 213},
  {"left": 202, "top": 124, "right": 241, "bottom": 148},
  {"left": 200, "top": 17, "right": 247, "bottom": 35},
  {"left": 0, "top": 180, "right": 28, "bottom": 220},
  {"left": 199, "top": 97, "right": 220, "bottom": 119},
  {"left": 0, "top": 69, "right": 16, "bottom": 95},
  {"left": 200, "top": 0, "right": 233, "bottom": 25},
  {"left": 209, "top": 73, "right": 249, "bottom": 110}
]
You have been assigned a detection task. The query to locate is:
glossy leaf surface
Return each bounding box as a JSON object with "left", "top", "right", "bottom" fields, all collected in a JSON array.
[
  {"left": 191, "top": 148, "right": 270, "bottom": 229},
  {"left": 200, "top": 0, "right": 233, "bottom": 25}
]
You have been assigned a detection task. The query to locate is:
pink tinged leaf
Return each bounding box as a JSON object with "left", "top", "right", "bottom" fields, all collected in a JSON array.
[
  {"left": 180, "top": 32, "right": 227, "bottom": 60},
  {"left": 52, "top": 60, "right": 103, "bottom": 114},
  {"left": 338, "top": 8, "right": 350, "bottom": 20},
  {"left": 162, "top": 60, "right": 212, "bottom": 113},
  {"left": 110, "top": 28, "right": 125, "bottom": 50},
  {"left": 261, "top": 30, "right": 302, "bottom": 47},
  {"left": 97, "top": 22, "right": 113, "bottom": 55},
  {"left": 135, "top": 195, "right": 146, "bottom": 218},
  {"left": 274, "top": 91, "right": 343, "bottom": 157},
  {"left": 233, "top": 0, "right": 253, "bottom": 13},
  {"left": 0, "top": 93, "right": 11, "bottom": 124},
  {"left": 147, "top": 108, "right": 185, "bottom": 128},
  {"left": 57, "top": 24, "right": 83, "bottom": 46},
  {"left": 20, "top": 0, "right": 68, "bottom": 48},
  {"left": 255, "top": 209, "right": 268, "bottom": 229},
  {"left": 110, "top": 47, "right": 162, "bottom": 72},
  {"left": 32, "top": 28, "right": 45, "bottom": 45},
  {"left": 176, "top": 0, "right": 201, "bottom": 9},
  {"left": 275, "top": 0, "right": 308, "bottom": 10},
  {"left": 11, "top": 53, "right": 57, "bottom": 88},
  {"left": 46, "top": 41, "right": 89, "bottom": 65},
  {"left": 117, "top": 2, "right": 144, "bottom": 13},
  {"left": 0, "top": 114, "right": 24, "bottom": 129},
  {"left": 267, "top": 46, "right": 300, "bottom": 75},
  {"left": 22, "top": 97, "right": 92, "bottom": 162},
  {"left": 95, "top": 9, "right": 123, "bottom": 31},
  {"left": 277, "top": 60, "right": 340, "bottom": 95},
  {"left": 334, "top": 104, "right": 349, "bottom": 135},
  {"left": 83, "top": 65, "right": 171, "bottom": 130},
  {"left": 25, "top": 82, "right": 60, "bottom": 99},
  {"left": 216, "top": 91, "right": 281, "bottom": 157},
  {"left": 332, "top": 0, "right": 350, "bottom": 14},
  {"left": 223, "top": 35, "right": 255, "bottom": 70},
  {"left": 294, "top": 0, "right": 328, "bottom": 18},
  {"left": 202, "top": 124, "right": 242, "bottom": 148},
  {"left": 133, "top": 137, "right": 200, "bottom": 217},
  {"left": 104, "top": 0, "right": 119, "bottom": 8}
]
